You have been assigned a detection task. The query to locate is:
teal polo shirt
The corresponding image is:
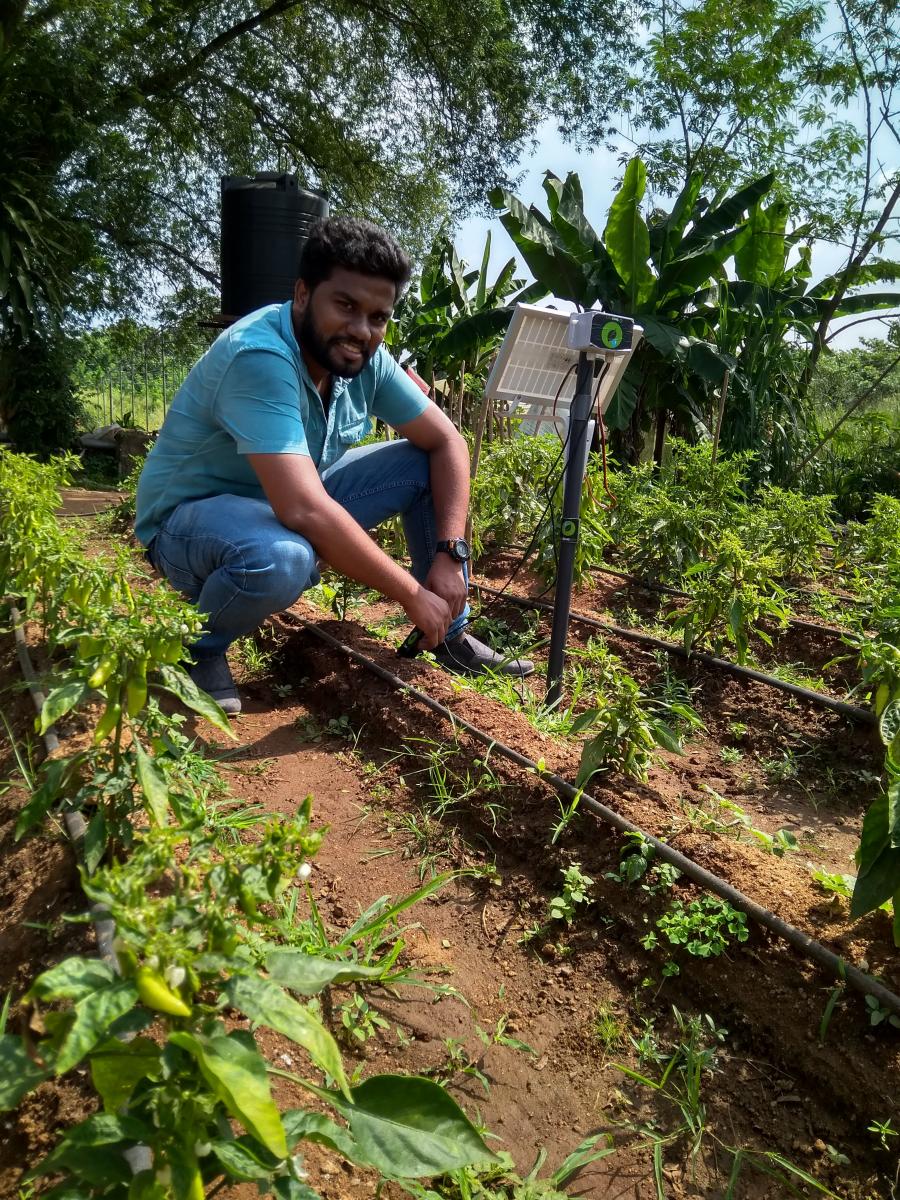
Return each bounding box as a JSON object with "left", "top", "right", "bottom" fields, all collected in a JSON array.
[{"left": 135, "top": 301, "right": 429, "bottom": 546}]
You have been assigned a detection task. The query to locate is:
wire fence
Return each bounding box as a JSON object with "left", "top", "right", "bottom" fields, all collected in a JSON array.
[{"left": 77, "top": 328, "right": 215, "bottom": 432}]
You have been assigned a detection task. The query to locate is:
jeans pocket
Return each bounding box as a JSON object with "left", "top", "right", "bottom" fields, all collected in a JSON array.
[{"left": 154, "top": 543, "right": 202, "bottom": 598}]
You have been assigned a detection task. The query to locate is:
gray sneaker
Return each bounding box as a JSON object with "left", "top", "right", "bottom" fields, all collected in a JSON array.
[
  {"left": 433, "top": 631, "right": 534, "bottom": 678},
  {"left": 187, "top": 655, "right": 242, "bottom": 715}
]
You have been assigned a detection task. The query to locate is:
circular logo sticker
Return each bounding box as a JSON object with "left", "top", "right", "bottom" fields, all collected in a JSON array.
[{"left": 601, "top": 320, "right": 623, "bottom": 349}]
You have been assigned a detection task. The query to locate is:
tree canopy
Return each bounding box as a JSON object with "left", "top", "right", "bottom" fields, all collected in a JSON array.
[{"left": 0, "top": 0, "right": 631, "bottom": 333}]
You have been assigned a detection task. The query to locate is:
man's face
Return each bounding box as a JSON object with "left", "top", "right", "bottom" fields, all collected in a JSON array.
[{"left": 292, "top": 267, "right": 396, "bottom": 379}]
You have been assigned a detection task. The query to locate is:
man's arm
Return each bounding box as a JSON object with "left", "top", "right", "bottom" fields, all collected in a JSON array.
[
  {"left": 392, "top": 402, "right": 470, "bottom": 622},
  {"left": 248, "top": 451, "right": 453, "bottom": 647}
]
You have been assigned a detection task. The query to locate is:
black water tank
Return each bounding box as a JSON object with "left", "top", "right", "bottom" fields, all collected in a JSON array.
[{"left": 220, "top": 174, "right": 329, "bottom": 318}]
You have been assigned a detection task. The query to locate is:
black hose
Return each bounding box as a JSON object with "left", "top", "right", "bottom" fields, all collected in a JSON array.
[
  {"left": 289, "top": 615, "right": 900, "bottom": 1018},
  {"left": 474, "top": 583, "right": 874, "bottom": 725}
]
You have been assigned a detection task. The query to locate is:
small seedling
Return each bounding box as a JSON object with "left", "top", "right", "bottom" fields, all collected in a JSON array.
[
  {"left": 727, "top": 720, "right": 749, "bottom": 740},
  {"left": 719, "top": 745, "right": 743, "bottom": 764},
  {"left": 548, "top": 863, "right": 594, "bottom": 924},
  {"left": 868, "top": 1117, "right": 898, "bottom": 1151},
  {"left": 340, "top": 992, "right": 391, "bottom": 1044},
  {"left": 865, "top": 994, "right": 900, "bottom": 1029}
]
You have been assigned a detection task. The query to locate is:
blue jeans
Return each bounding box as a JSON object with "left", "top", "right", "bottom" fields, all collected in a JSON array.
[{"left": 146, "top": 439, "right": 470, "bottom": 659}]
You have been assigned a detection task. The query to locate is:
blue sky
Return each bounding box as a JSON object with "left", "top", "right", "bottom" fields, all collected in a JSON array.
[{"left": 452, "top": 120, "right": 894, "bottom": 351}]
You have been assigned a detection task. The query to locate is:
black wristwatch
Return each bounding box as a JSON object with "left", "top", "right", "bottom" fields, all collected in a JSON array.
[{"left": 435, "top": 537, "right": 471, "bottom": 564}]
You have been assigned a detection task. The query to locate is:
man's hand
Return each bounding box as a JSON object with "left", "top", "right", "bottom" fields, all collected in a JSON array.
[
  {"left": 405, "top": 587, "right": 453, "bottom": 649},
  {"left": 424, "top": 555, "right": 468, "bottom": 621}
]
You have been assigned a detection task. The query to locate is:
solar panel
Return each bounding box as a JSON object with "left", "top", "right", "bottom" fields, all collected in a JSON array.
[{"left": 485, "top": 304, "right": 643, "bottom": 435}]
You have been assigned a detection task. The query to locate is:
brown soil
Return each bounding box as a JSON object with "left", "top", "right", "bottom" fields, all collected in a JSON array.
[{"left": 1, "top": 498, "right": 897, "bottom": 1199}]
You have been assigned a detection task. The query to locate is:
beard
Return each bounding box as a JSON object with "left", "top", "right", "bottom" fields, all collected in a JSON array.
[{"left": 296, "top": 306, "right": 372, "bottom": 379}]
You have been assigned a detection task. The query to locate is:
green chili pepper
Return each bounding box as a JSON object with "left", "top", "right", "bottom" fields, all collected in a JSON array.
[
  {"left": 125, "top": 659, "right": 149, "bottom": 716},
  {"left": 88, "top": 655, "right": 117, "bottom": 689},
  {"left": 93, "top": 699, "right": 122, "bottom": 744},
  {"left": 135, "top": 966, "right": 192, "bottom": 1017}
]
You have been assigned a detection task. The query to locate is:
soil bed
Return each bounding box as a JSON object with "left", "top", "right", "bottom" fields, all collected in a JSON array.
[{"left": 2, "top": 501, "right": 898, "bottom": 1199}]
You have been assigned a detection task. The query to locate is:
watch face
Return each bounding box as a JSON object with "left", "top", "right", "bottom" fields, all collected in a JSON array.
[{"left": 453, "top": 538, "right": 470, "bottom": 562}]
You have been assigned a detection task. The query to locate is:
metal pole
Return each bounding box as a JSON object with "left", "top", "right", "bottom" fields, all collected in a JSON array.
[
  {"left": 546, "top": 352, "right": 594, "bottom": 707},
  {"left": 143, "top": 343, "right": 149, "bottom": 430}
]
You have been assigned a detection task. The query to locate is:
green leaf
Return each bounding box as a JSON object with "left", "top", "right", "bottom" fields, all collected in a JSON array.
[
  {"left": 210, "top": 1138, "right": 277, "bottom": 1181},
  {"left": 266, "top": 950, "right": 384, "bottom": 994},
  {"left": 638, "top": 316, "right": 688, "bottom": 360},
  {"left": 56, "top": 980, "right": 140, "bottom": 1074},
  {"left": 340, "top": 872, "right": 456, "bottom": 944},
  {"left": 40, "top": 679, "right": 89, "bottom": 733},
  {"left": 169, "top": 1030, "right": 287, "bottom": 1159},
  {"left": 889, "top": 779, "right": 900, "bottom": 850},
  {"left": 272, "top": 1180, "right": 322, "bottom": 1200},
  {"left": 90, "top": 1036, "right": 162, "bottom": 1111},
  {"left": 329, "top": 1074, "right": 497, "bottom": 1177},
  {"left": 60, "top": 1112, "right": 150, "bottom": 1145},
  {"left": 224, "top": 974, "right": 349, "bottom": 1099},
  {"left": 880, "top": 699, "right": 900, "bottom": 748},
  {"left": 283, "top": 1110, "right": 361, "bottom": 1161},
  {"left": 15, "top": 757, "right": 73, "bottom": 840},
  {"left": 603, "top": 158, "right": 655, "bottom": 309},
  {"left": 83, "top": 808, "right": 108, "bottom": 874},
  {"left": 682, "top": 174, "right": 775, "bottom": 250},
  {"left": 851, "top": 845, "right": 900, "bottom": 919},
  {"left": 0, "top": 1035, "right": 50, "bottom": 1110},
  {"left": 155, "top": 663, "right": 236, "bottom": 738},
  {"left": 134, "top": 739, "right": 170, "bottom": 825},
  {"left": 29, "top": 1144, "right": 133, "bottom": 1187},
  {"left": 856, "top": 792, "right": 891, "bottom": 873},
  {"left": 489, "top": 189, "right": 591, "bottom": 305},
  {"left": 734, "top": 199, "right": 788, "bottom": 286},
  {"left": 30, "top": 957, "right": 115, "bottom": 1002},
  {"left": 603, "top": 361, "right": 640, "bottom": 430},
  {"left": 576, "top": 732, "right": 611, "bottom": 789}
]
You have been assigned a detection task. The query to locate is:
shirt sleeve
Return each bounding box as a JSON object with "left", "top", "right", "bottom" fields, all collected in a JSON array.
[
  {"left": 370, "top": 348, "right": 431, "bottom": 427},
  {"left": 214, "top": 349, "right": 311, "bottom": 456}
]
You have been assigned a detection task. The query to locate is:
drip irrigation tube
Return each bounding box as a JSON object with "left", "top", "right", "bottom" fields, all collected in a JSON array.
[
  {"left": 587, "top": 564, "right": 853, "bottom": 638},
  {"left": 9, "top": 604, "right": 151, "bottom": 1175},
  {"left": 475, "top": 583, "right": 874, "bottom": 725},
  {"left": 290, "top": 615, "right": 900, "bottom": 1018}
]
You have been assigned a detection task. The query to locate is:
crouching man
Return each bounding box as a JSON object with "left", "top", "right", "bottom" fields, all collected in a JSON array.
[{"left": 135, "top": 216, "right": 532, "bottom": 713}]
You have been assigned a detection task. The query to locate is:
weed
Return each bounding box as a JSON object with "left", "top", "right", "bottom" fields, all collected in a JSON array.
[
  {"left": 431, "top": 1015, "right": 535, "bottom": 1095},
  {"left": 643, "top": 895, "right": 749, "bottom": 964},
  {"left": 398, "top": 1134, "right": 615, "bottom": 1199},
  {"left": 548, "top": 862, "right": 594, "bottom": 924},
  {"left": 233, "top": 634, "right": 273, "bottom": 677},
  {"left": 340, "top": 993, "right": 391, "bottom": 1045},
  {"left": 809, "top": 865, "right": 855, "bottom": 902},
  {"left": 727, "top": 720, "right": 749, "bottom": 740},
  {"left": 719, "top": 745, "right": 743, "bottom": 764},
  {"left": 760, "top": 748, "right": 800, "bottom": 782},
  {"left": 613, "top": 1006, "right": 838, "bottom": 1198},
  {"left": 605, "top": 833, "right": 682, "bottom": 897},
  {"left": 593, "top": 1002, "right": 626, "bottom": 1053},
  {"left": 868, "top": 1117, "right": 898, "bottom": 1151}
]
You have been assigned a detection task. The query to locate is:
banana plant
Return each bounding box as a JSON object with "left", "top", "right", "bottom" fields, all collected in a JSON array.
[
  {"left": 712, "top": 196, "right": 900, "bottom": 481},
  {"left": 387, "top": 230, "right": 544, "bottom": 427},
  {"left": 489, "top": 160, "right": 776, "bottom": 460}
]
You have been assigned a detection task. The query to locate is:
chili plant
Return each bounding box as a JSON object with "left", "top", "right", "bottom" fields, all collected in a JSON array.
[
  {"left": 574, "top": 645, "right": 702, "bottom": 787},
  {"left": 1, "top": 805, "right": 496, "bottom": 1196},
  {"left": 669, "top": 533, "right": 790, "bottom": 664}
]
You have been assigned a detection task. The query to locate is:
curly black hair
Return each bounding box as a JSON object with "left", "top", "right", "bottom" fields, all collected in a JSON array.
[{"left": 298, "top": 216, "right": 412, "bottom": 297}]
